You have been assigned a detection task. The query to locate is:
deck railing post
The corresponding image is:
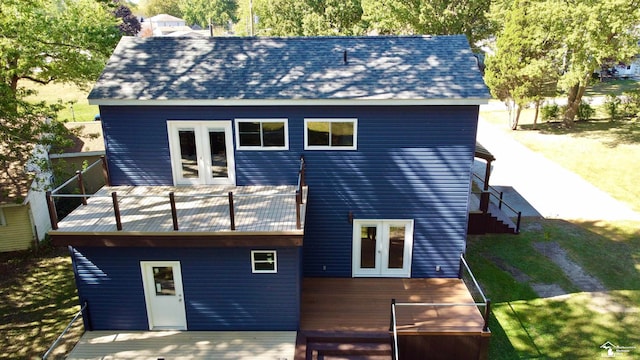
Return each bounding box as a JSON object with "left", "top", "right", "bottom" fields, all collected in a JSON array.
[
  {"left": 483, "top": 299, "right": 491, "bottom": 332},
  {"left": 458, "top": 256, "right": 464, "bottom": 279},
  {"left": 169, "top": 192, "right": 179, "bottom": 231},
  {"left": 111, "top": 192, "right": 122, "bottom": 231},
  {"left": 295, "top": 191, "right": 301, "bottom": 230},
  {"left": 101, "top": 155, "right": 111, "bottom": 186},
  {"left": 389, "top": 298, "right": 396, "bottom": 332},
  {"left": 228, "top": 191, "right": 235, "bottom": 230},
  {"left": 479, "top": 191, "right": 490, "bottom": 213},
  {"left": 516, "top": 212, "right": 522, "bottom": 234},
  {"left": 76, "top": 170, "right": 87, "bottom": 206},
  {"left": 46, "top": 191, "right": 58, "bottom": 230},
  {"left": 499, "top": 192, "right": 504, "bottom": 210},
  {"left": 300, "top": 155, "right": 306, "bottom": 188}
]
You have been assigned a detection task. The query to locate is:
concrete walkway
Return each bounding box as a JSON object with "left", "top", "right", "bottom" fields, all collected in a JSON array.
[{"left": 473, "top": 115, "right": 640, "bottom": 221}]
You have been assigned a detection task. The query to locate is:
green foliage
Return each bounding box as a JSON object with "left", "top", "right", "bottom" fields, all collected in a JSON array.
[
  {"left": 604, "top": 94, "right": 622, "bottom": 121},
  {"left": 247, "top": 0, "right": 494, "bottom": 44},
  {"left": 0, "top": 0, "right": 120, "bottom": 192},
  {"left": 541, "top": 103, "right": 561, "bottom": 121},
  {"left": 362, "top": 0, "right": 495, "bottom": 47},
  {"left": 620, "top": 90, "right": 640, "bottom": 119},
  {"left": 488, "top": 0, "right": 640, "bottom": 125},
  {"left": 252, "top": 0, "right": 364, "bottom": 36},
  {"left": 180, "top": 0, "right": 238, "bottom": 28},
  {"left": 140, "top": 0, "right": 183, "bottom": 18},
  {"left": 576, "top": 101, "right": 595, "bottom": 121}
]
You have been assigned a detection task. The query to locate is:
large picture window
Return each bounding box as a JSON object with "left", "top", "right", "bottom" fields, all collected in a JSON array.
[
  {"left": 235, "top": 119, "right": 288, "bottom": 150},
  {"left": 304, "top": 118, "right": 357, "bottom": 150}
]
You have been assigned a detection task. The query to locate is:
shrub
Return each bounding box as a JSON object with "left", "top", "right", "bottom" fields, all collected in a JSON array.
[
  {"left": 604, "top": 94, "right": 621, "bottom": 121},
  {"left": 577, "top": 101, "right": 595, "bottom": 120},
  {"left": 620, "top": 90, "right": 640, "bottom": 119},
  {"left": 541, "top": 103, "right": 560, "bottom": 121}
]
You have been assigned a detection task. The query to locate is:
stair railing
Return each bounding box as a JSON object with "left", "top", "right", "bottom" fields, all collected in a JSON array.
[
  {"left": 471, "top": 172, "right": 522, "bottom": 233},
  {"left": 42, "top": 301, "right": 87, "bottom": 359}
]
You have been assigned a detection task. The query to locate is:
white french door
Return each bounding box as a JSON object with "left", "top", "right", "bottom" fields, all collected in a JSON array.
[
  {"left": 352, "top": 219, "right": 414, "bottom": 277},
  {"left": 140, "top": 261, "right": 187, "bottom": 330},
  {"left": 167, "top": 121, "right": 235, "bottom": 185}
]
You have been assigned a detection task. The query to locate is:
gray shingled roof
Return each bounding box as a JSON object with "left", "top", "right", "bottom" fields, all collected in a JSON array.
[{"left": 88, "top": 35, "right": 490, "bottom": 103}]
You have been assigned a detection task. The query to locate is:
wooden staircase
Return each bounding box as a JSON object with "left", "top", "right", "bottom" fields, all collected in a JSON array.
[
  {"left": 296, "top": 332, "right": 393, "bottom": 360},
  {"left": 468, "top": 200, "right": 519, "bottom": 235},
  {"left": 485, "top": 202, "right": 518, "bottom": 234}
]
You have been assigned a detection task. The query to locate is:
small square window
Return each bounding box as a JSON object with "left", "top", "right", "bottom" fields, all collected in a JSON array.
[
  {"left": 304, "top": 118, "right": 357, "bottom": 150},
  {"left": 236, "top": 119, "right": 288, "bottom": 150},
  {"left": 251, "top": 250, "right": 277, "bottom": 273}
]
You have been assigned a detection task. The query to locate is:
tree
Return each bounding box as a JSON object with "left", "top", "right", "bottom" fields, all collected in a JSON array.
[
  {"left": 139, "top": 0, "right": 183, "bottom": 18},
  {"left": 180, "top": 0, "right": 238, "bottom": 28},
  {"left": 484, "top": 0, "right": 558, "bottom": 130},
  {"left": 555, "top": 0, "right": 640, "bottom": 126},
  {"left": 114, "top": 0, "right": 141, "bottom": 36},
  {"left": 362, "top": 0, "right": 495, "bottom": 48},
  {"left": 252, "top": 0, "right": 364, "bottom": 36},
  {"left": 0, "top": 0, "right": 121, "bottom": 194}
]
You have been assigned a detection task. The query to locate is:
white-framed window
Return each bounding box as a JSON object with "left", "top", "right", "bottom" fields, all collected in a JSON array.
[
  {"left": 235, "top": 119, "right": 289, "bottom": 150},
  {"left": 251, "top": 250, "right": 278, "bottom": 273},
  {"left": 0, "top": 208, "right": 6, "bottom": 226},
  {"left": 304, "top": 118, "right": 358, "bottom": 150}
]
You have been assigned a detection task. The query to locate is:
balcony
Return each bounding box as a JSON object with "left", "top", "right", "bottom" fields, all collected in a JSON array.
[{"left": 47, "top": 158, "right": 307, "bottom": 247}]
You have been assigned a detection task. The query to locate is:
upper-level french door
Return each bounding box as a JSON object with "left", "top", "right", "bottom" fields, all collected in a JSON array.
[
  {"left": 167, "top": 121, "right": 235, "bottom": 185},
  {"left": 352, "top": 219, "right": 414, "bottom": 277}
]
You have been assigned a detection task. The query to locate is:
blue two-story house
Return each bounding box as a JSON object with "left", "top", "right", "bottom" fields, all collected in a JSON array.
[{"left": 49, "top": 35, "right": 490, "bottom": 338}]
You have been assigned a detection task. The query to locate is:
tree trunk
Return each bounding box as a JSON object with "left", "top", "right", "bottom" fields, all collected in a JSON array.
[
  {"left": 533, "top": 99, "right": 541, "bottom": 130},
  {"left": 510, "top": 104, "right": 521, "bottom": 130},
  {"left": 563, "top": 73, "right": 591, "bottom": 127}
]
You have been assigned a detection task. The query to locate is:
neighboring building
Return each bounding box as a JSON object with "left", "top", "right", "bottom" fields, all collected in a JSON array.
[
  {"left": 50, "top": 121, "right": 105, "bottom": 177},
  {"left": 1, "top": 148, "right": 51, "bottom": 252},
  {"left": 49, "top": 35, "right": 490, "bottom": 338},
  {"left": 141, "top": 14, "right": 198, "bottom": 37}
]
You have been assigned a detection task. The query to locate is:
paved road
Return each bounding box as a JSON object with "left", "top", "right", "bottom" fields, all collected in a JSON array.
[{"left": 473, "top": 115, "right": 640, "bottom": 221}]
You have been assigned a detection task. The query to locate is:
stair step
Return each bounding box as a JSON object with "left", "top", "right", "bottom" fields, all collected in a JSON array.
[
  {"left": 317, "top": 355, "right": 391, "bottom": 360},
  {"left": 310, "top": 341, "right": 392, "bottom": 354}
]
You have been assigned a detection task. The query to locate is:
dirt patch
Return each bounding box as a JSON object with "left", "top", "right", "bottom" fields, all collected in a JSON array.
[{"left": 532, "top": 242, "right": 606, "bottom": 292}]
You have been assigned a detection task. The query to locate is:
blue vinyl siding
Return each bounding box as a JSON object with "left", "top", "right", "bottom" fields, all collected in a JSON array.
[
  {"left": 71, "top": 246, "right": 300, "bottom": 330},
  {"left": 100, "top": 105, "right": 478, "bottom": 278}
]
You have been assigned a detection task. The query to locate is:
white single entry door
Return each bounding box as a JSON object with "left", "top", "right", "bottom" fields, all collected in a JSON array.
[
  {"left": 140, "top": 261, "right": 187, "bottom": 330},
  {"left": 167, "top": 121, "right": 236, "bottom": 185},
  {"left": 352, "top": 220, "right": 414, "bottom": 277}
]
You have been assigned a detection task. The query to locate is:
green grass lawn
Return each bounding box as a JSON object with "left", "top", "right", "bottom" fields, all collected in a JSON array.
[
  {"left": 23, "top": 80, "right": 98, "bottom": 123},
  {"left": 468, "top": 219, "right": 640, "bottom": 359},
  {"left": 585, "top": 78, "right": 640, "bottom": 97},
  {"left": 0, "top": 247, "right": 82, "bottom": 359}
]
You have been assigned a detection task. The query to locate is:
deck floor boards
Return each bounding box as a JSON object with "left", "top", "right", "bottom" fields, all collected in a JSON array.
[
  {"left": 66, "top": 331, "right": 297, "bottom": 360},
  {"left": 300, "top": 278, "right": 486, "bottom": 334},
  {"left": 54, "top": 185, "right": 307, "bottom": 234}
]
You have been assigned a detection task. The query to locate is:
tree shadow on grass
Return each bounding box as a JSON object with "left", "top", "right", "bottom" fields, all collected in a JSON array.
[
  {"left": 519, "top": 118, "right": 640, "bottom": 147},
  {"left": 0, "top": 246, "right": 81, "bottom": 359}
]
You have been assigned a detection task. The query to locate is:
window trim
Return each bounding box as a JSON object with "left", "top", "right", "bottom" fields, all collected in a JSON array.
[
  {"left": 235, "top": 118, "right": 289, "bottom": 150},
  {"left": 0, "top": 208, "right": 6, "bottom": 226},
  {"left": 251, "top": 250, "right": 278, "bottom": 273},
  {"left": 304, "top": 118, "right": 358, "bottom": 150}
]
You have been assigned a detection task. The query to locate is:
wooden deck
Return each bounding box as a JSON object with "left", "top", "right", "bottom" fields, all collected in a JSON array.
[
  {"left": 301, "top": 278, "right": 487, "bottom": 335},
  {"left": 52, "top": 185, "right": 307, "bottom": 234},
  {"left": 66, "top": 331, "right": 297, "bottom": 359}
]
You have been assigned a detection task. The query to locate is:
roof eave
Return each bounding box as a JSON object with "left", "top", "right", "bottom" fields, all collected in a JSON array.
[{"left": 88, "top": 98, "right": 490, "bottom": 107}]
